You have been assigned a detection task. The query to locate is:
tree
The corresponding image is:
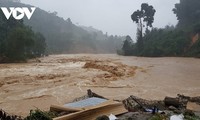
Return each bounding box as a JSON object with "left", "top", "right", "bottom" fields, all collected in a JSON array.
[
  {"left": 33, "top": 33, "right": 46, "bottom": 57},
  {"left": 6, "top": 27, "right": 35, "bottom": 61},
  {"left": 131, "top": 3, "right": 156, "bottom": 53},
  {"left": 122, "top": 35, "right": 133, "bottom": 56},
  {"left": 173, "top": 0, "right": 200, "bottom": 28},
  {"left": 135, "top": 27, "right": 143, "bottom": 53},
  {"left": 131, "top": 3, "right": 156, "bottom": 31},
  {"left": 67, "top": 18, "right": 72, "bottom": 24}
]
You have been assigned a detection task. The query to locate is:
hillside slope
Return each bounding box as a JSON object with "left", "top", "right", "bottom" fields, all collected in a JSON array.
[{"left": 0, "top": 0, "right": 123, "bottom": 54}]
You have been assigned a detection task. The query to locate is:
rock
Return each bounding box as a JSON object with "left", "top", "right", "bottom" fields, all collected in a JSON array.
[
  {"left": 164, "top": 97, "right": 181, "bottom": 108},
  {"left": 173, "top": 110, "right": 182, "bottom": 114},
  {"left": 96, "top": 115, "right": 109, "bottom": 120},
  {"left": 169, "top": 106, "right": 177, "bottom": 111}
]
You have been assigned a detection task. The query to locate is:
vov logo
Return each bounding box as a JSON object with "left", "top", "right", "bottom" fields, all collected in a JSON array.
[{"left": 1, "top": 7, "right": 36, "bottom": 20}]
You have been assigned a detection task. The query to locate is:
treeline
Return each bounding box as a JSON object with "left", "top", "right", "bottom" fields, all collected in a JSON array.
[
  {"left": 0, "top": 4, "right": 46, "bottom": 62},
  {"left": 120, "top": 0, "right": 200, "bottom": 57}
]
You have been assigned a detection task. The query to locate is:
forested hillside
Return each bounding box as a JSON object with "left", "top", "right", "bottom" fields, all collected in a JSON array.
[
  {"left": 0, "top": 0, "right": 46, "bottom": 62},
  {"left": 121, "top": 0, "right": 200, "bottom": 57},
  {"left": 0, "top": 0, "right": 123, "bottom": 54}
]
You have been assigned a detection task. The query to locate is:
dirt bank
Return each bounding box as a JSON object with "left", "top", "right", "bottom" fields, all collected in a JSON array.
[{"left": 0, "top": 54, "right": 200, "bottom": 117}]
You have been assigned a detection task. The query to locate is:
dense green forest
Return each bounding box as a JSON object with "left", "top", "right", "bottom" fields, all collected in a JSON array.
[
  {"left": 0, "top": 0, "right": 123, "bottom": 55},
  {"left": 121, "top": 0, "right": 200, "bottom": 57},
  {"left": 0, "top": 1, "right": 46, "bottom": 62}
]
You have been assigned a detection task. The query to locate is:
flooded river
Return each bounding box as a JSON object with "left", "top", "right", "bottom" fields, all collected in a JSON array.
[{"left": 0, "top": 54, "right": 200, "bottom": 116}]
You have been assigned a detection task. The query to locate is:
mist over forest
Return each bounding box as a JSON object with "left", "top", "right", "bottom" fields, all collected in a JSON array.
[{"left": 23, "top": 7, "right": 124, "bottom": 54}]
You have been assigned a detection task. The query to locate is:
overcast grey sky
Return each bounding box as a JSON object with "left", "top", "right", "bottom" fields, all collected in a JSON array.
[{"left": 21, "top": 0, "right": 179, "bottom": 39}]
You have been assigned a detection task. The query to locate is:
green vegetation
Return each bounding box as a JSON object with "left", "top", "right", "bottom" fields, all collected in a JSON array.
[
  {"left": 184, "top": 115, "right": 200, "bottom": 120},
  {"left": 121, "top": 35, "right": 134, "bottom": 56},
  {"left": 149, "top": 113, "right": 168, "bottom": 120},
  {"left": 138, "top": 28, "right": 190, "bottom": 57},
  {"left": 173, "top": 0, "right": 200, "bottom": 29},
  {"left": 0, "top": 6, "right": 46, "bottom": 63},
  {"left": 121, "top": 0, "right": 200, "bottom": 57},
  {"left": 24, "top": 109, "right": 57, "bottom": 120}
]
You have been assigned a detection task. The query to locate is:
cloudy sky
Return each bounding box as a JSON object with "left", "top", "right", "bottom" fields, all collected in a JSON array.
[{"left": 21, "top": 0, "right": 180, "bottom": 39}]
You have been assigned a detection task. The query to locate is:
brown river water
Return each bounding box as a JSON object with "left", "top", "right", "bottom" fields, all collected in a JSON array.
[{"left": 0, "top": 54, "right": 200, "bottom": 116}]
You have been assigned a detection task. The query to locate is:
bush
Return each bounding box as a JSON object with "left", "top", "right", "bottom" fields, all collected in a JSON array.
[{"left": 24, "top": 109, "right": 57, "bottom": 120}]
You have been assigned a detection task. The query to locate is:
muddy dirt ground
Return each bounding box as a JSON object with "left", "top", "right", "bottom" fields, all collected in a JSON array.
[{"left": 0, "top": 54, "right": 200, "bottom": 117}]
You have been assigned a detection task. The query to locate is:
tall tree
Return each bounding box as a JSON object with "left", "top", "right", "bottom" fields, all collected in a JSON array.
[
  {"left": 131, "top": 3, "right": 156, "bottom": 32},
  {"left": 131, "top": 3, "right": 156, "bottom": 52}
]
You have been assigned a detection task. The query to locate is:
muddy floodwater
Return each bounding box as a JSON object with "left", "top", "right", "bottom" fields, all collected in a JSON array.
[{"left": 0, "top": 54, "right": 200, "bottom": 116}]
